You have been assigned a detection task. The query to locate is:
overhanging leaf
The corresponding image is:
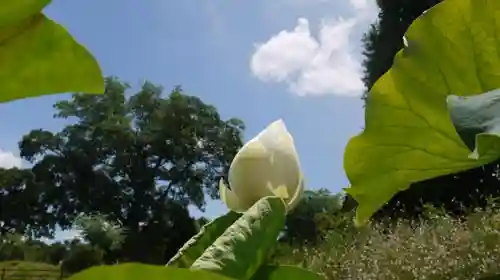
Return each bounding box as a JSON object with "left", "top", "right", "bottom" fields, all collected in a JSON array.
[
  {"left": 344, "top": 0, "right": 500, "bottom": 225},
  {"left": 167, "top": 211, "right": 242, "bottom": 268},
  {"left": 478, "top": 274, "right": 500, "bottom": 280},
  {"left": 0, "top": 0, "right": 104, "bottom": 102},
  {"left": 250, "top": 265, "right": 323, "bottom": 280},
  {"left": 66, "top": 263, "right": 233, "bottom": 280},
  {"left": 190, "top": 196, "right": 286, "bottom": 280},
  {"left": 448, "top": 89, "right": 500, "bottom": 158}
]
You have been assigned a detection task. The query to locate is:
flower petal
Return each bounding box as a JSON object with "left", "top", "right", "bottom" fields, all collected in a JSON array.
[
  {"left": 219, "top": 179, "right": 246, "bottom": 213},
  {"left": 257, "top": 119, "right": 299, "bottom": 159},
  {"left": 228, "top": 139, "right": 274, "bottom": 204},
  {"left": 286, "top": 173, "right": 305, "bottom": 211}
]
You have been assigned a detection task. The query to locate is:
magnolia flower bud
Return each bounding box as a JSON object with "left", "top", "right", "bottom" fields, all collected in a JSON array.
[{"left": 219, "top": 119, "right": 304, "bottom": 213}]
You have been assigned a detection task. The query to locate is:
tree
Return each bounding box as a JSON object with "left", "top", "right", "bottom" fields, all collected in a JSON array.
[
  {"left": 0, "top": 168, "right": 55, "bottom": 238},
  {"left": 283, "top": 189, "right": 343, "bottom": 244},
  {"left": 18, "top": 77, "right": 245, "bottom": 263},
  {"left": 73, "top": 213, "right": 126, "bottom": 263},
  {"left": 46, "top": 242, "right": 68, "bottom": 265},
  {"left": 356, "top": 0, "right": 500, "bottom": 220},
  {"left": 62, "top": 242, "right": 104, "bottom": 275},
  {"left": 361, "top": 0, "right": 442, "bottom": 102}
]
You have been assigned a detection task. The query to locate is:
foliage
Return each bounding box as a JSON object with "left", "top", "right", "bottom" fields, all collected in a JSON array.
[
  {"left": 74, "top": 213, "right": 127, "bottom": 252},
  {"left": 249, "top": 265, "right": 322, "bottom": 280},
  {"left": 190, "top": 197, "right": 287, "bottom": 279},
  {"left": 161, "top": 119, "right": 319, "bottom": 280},
  {"left": 345, "top": 0, "right": 500, "bottom": 225},
  {"left": 8, "top": 77, "right": 245, "bottom": 263},
  {"left": 68, "top": 263, "right": 233, "bottom": 280},
  {"left": 361, "top": 0, "right": 441, "bottom": 101},
  {"left": 0, "top": 168, "right": 54, "bottom": 238},
  {"left": 359, "top": 0, "right": 500, "bottom": 222},
  {"left": 65, "top": 197, "right": 320, "bottom": 280},
  {"left": 62, "top": 242, "right": 104, "bottom": 275},
  {"left": 0, "top": 234, "right": 25, "bottom": 261},
  {"left": 274, "top": 205, "right": 500, "bottom": 279},
  {"left": 283, "top": 189, "right": 343, "bottom": 244},
  {"left": 0, "top": 0, "right": 104, "bottom": 102},
  {"left": 5, "top": 0, "right": 500, "bottom": 278},
  {"left": 168, "top": 211, "right": 241, "bottom": 268}
]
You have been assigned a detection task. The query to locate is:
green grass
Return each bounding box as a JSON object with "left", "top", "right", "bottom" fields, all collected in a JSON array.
[
  {"left": 274, "top": 207, "right": 500, "bottom": 279},
  {"left": 0, "top": 261, "right": 62, "bottom": 280}
]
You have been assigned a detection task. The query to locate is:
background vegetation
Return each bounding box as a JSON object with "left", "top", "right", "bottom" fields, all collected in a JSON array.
[{"left": 2, "top": 1, "right": 500, "bottom": 279}]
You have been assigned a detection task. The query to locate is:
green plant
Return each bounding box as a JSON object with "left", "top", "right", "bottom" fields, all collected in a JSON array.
[
  {"left": 344, "top": 0, "right": 500, "bottom": 226},
  {"left": 13, "top": 0, "right": 500, "bottom": 278},
  {"left": 65, "top": 120, "right": 320, "bottom": 279},
  {"left": 64, "top": 0, "right": 500, "bottom": 278},
  {"left": 1, "top": 0, "right": 104, "bottom": 102},
  {"left": 74, "top": 214, "right": 127, "bottom": 252},
  {"left": 62, "top": 244, "right": 104, "bottom": 275}
]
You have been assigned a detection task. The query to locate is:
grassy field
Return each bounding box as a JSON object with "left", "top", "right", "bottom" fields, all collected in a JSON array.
[
  {"left": 0, "top": 261, "right": 62, "bottom": 280},
  {"left": 274, "top": 206, "right": 500, "bottom": 280}
]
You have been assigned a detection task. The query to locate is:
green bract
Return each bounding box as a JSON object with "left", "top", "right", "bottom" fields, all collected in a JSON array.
[
  {"left": 344, "top": 0, "right": 500, "bottom": 225},
  {"left": 191, "top": 196, "right": 287, "bottom": 279},
  {"left": 219, "top": 119, "right": 304, "bottom": 213},
  {"left": 0, "top": 0, "right": 104, "bottom": 102},
  {"left": 167, "top": 211, "right": 242, "bottom": 268}
]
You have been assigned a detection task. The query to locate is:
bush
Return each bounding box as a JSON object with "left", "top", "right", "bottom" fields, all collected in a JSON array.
[{"left": 62, "top": 244, "right": 104, "bottom": 275}]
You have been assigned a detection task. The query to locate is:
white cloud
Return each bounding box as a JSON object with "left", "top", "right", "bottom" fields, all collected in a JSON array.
[
  {"left": 0, "top": 150, "right": 22, "bottom": 169},
  {"left": 250, "top": 0, "right": 378, "bottom": 97}
]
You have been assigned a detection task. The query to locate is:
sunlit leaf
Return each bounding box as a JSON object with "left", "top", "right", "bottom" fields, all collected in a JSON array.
[
  {"left": 0, "top": 0, "right": 104, "bottom": 102},
  {"left": 344, "top": 0, "right": 500, "bottom": 225}
]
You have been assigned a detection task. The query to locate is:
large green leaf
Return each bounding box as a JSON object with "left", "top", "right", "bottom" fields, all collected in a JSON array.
[
  {"left": 344, "top": 0, "right": 500, "bottom": 225},
  {"left": 478, "top": 274, "right": 500, "bottom": 280},
  {"left": 0, "top": 0, "right": 104, "bottom": 102},
  {"left": 448, "top": 89, "right": 500, "bottom": 157},
  {"left": 167, "top": 211, "right": 242, "bottom": 268},
  {"left": 250, "top": 265, "right": 323, "bottom": 280},
  {"left": 190, "top": 196, "right": 286, "bottom": 280},
  {"left": 66, "top": 263, "right": 233, "bottom": 280}
]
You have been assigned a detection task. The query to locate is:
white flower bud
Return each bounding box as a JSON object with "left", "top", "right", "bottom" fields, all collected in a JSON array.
[{"left": 219, "top": 119, "right": 304, "bottom": 212}]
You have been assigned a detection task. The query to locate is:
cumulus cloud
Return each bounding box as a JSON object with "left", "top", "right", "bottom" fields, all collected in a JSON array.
[
  {"left": 0, "top": 150, "right": 22, "bottom": 169},
  {"left": 250, "top": 0, "right": 378, "bottom": 97}
]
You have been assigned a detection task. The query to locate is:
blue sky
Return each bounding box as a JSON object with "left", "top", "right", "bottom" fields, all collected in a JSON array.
[{"left": 1, "top": 0, "right": 379, "bottom": 241}]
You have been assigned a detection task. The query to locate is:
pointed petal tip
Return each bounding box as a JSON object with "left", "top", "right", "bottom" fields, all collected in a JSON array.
[{"left": 269, "top": 119, "right": 288, "bottom": 131}]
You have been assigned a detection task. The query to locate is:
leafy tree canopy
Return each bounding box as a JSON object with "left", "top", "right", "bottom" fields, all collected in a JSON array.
[{"left": 7, "top": 77, "right": 244, "bottom": 263}]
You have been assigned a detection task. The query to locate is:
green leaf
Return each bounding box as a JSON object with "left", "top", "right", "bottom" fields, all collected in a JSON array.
[
  {"left": 66, "top": 263, "right": 234, "bottom": 280},
  {"left": 167, "top": 211, "right": 242, "bottom": 268},
  {"left": 190, "top": 196, "right": 286, "bottom": 280},
  {"left": 0, "top": 0, "right": 50, "bottom": 26},
  {"left": 0, "top": 0, "right": 104, "bottom": 102},
  {"left": 448, "top": 89, "right": 500, "bottom": 158},
  {"left": 344, "top": 0, "right": 500, "bottom": 225},
  {"left": 250, "top": 265, "right": 323, "bottom": 280},
  {"left": 479, "top": 274, "right": 500, "bottom": 280}
]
